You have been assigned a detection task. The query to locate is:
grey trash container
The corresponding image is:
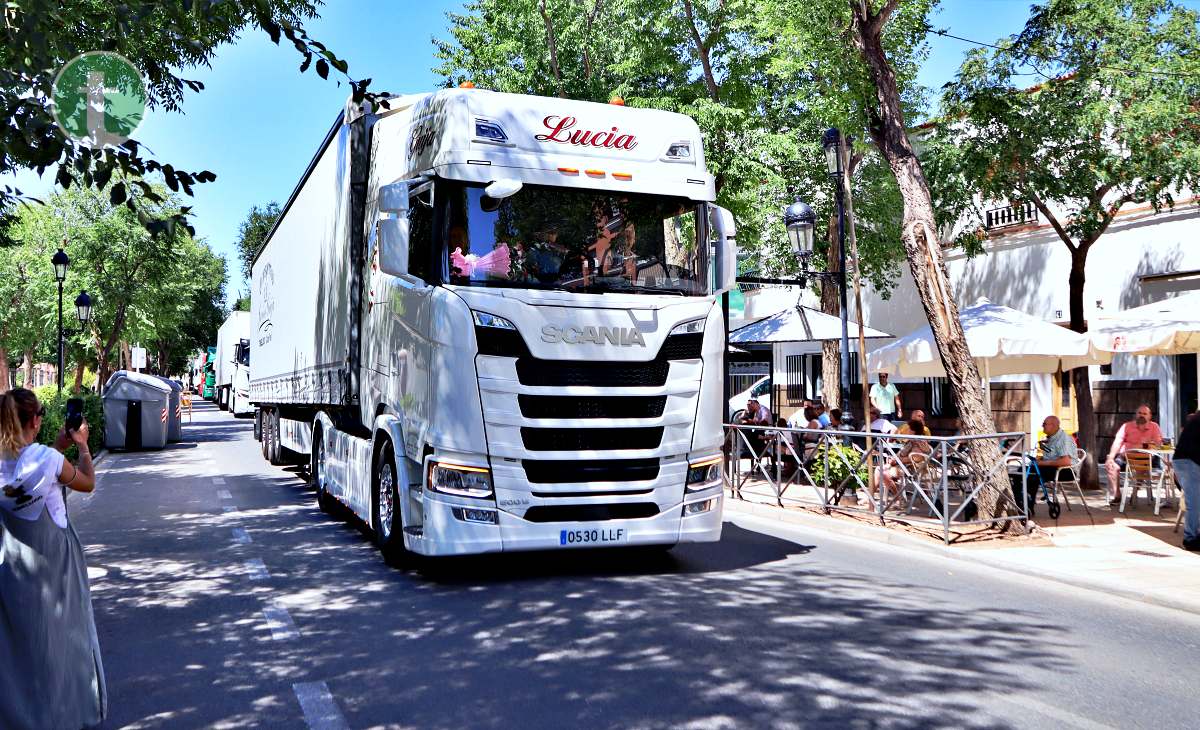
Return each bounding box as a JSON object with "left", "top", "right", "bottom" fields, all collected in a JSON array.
[
  {"left": 102, "top": 371, "right": 171, "bottom": 450},
  {"left": 152, "top": 376, "right": 184, "bottom": 442}
]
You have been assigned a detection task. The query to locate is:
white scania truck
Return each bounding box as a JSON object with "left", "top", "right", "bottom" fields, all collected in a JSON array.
[
  {"left": 251, "top": 88, "right": 737, "bottom": 561},
  {"left": 215, "top": 311, "right": 252, "bottom": 416}
]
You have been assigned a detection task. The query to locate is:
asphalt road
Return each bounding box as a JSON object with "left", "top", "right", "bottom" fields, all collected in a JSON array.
[{"left": 69, "top": 401, "right": 1199, "bottom": 729}]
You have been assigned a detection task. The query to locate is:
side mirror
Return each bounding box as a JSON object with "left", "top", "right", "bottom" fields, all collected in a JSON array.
[
  {"left": 710, "top": 204, "right": 738, "bottom": 294},
  {"left": 484, "top": 178, "right": 523, "bottom": 200},
  {"left": 378, "top": 217, "right": 409, "bottom": 277},
  {"left": 379, "top": 182, "right": 409, "bottom": 214}
]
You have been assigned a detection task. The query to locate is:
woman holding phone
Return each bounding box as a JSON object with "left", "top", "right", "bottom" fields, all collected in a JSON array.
[{"left": 0, "top": 388, "right": 106, "bottom": 729}]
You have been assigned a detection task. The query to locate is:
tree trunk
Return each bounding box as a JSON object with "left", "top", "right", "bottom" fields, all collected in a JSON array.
[
  {"left": 0, "top": 346, "right": 9, "bottom": 393},
  {"left": 21, "top": 349, "right": 32, "bottom": 390},
  {"left": 820, "top": 215, "right": 842, "bottom": 409},
  {"left": 681, "top": 0, "right": 721, "bottom": 102},
  {"left": 1068, "top": 248, "right": 1100, "bottom": 488},
  {"left": 538, "top": 0, "right": 566, "bottom": 98},
  {"left": 850, "top": 0, "right": 1015, "bottom": 526},
  {"left": 73, "top": 359, "right": 85, "bottom": 394}
]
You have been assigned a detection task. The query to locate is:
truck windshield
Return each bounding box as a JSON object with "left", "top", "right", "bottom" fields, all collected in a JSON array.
[{"left": 442, "top": 182, "right": 708, "bottom": 295}]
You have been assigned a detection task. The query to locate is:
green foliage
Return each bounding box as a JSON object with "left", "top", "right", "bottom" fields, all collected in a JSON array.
[
  {"left": 432, "top": 0, "right": 936, "bottom": 291},
  {"left": 33, "top": 385, "right": 104, "bottom": 458},
  {"left": 2, "top": 181, "right": 227, "bottom": 383},
  {"left": 0, "top": 1, "right": 386, "bottom": 236},
  {"left": 235, "top": 202, "right": 281, "bottom": 284},
  {"left": 935, "top": 0, "right": 1200, "bottom": 257},
  {"left": 808, "top": 443, "right": 868, "bottom": 489}
]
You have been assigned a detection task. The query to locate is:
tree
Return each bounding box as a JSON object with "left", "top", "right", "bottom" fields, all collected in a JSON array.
[
  {"left": 234, "top": 202, "right": 282, "bottom": 285},
  {"left": 0, "top": 215, "right": 57, "bottom": 392},
  {"left": 1, "top": 1, "right": 387, "bottom": 234},
  {"left": 935, "top": 0, "right": 1200, "bottom": 482}
]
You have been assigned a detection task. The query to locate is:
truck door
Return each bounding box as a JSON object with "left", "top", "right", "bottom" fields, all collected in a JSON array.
[{"left": 366, "top": 182, "right": 434, "bottom": 460}]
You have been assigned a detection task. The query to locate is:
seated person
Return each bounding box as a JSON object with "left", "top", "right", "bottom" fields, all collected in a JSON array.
[
  {"left": 815, "top": 403, "right": 831, "bottom": 429},
  {"left": 787, "top": 406, "right": 822, "bottom": 457},
  {"left": 1011, "top": 415, "right": 1074, "bottom": 512},
  {"left": 869, "top": 407, "right": 897, "bottom": 434},
  {"left": 827, "top": 408, "right": 844, "bottom": 429},
  {"left": 736, "top": 398, "right": 773, "bottom": 456},
  {"left": 875, "top": 417, "right": 934, "bottom": 497},
  {"left": 1104, "top": 404, "right": 1163, "bottom": 504},
  {"left": 896, "top": 409, "right": 932, "bottom": 436}
]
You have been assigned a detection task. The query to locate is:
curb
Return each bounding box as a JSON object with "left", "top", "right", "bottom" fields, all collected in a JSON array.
[{"left": 724, "top": 498, "right": 1200, "bottom": 618}]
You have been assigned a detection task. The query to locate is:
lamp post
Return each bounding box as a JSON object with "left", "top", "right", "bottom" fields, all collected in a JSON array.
[
  {"left": 51, "top": 246, "right": 69, "bottom": 393},
  {"left": 783, "top": 127, "right": 853, "bottom": 419}
]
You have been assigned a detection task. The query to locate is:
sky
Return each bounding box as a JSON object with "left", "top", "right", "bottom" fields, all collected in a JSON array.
[{"left": 7, "top": 0, "right": 1170, "bottom": 299}]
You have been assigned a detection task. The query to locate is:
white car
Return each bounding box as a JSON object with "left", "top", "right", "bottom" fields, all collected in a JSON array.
[{"left": 729, "top": 376, "right": 771, "bottom": 419}]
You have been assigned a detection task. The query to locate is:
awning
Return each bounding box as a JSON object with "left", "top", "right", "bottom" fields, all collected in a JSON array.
[{"left": 1091, "top": 291, "right": 1200, "bottom": 355}]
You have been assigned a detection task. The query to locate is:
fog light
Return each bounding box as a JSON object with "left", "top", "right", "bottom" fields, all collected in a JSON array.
[
  {"left": 452, "top": 507, "right": 498, "bottom": 524},
  {"left": 684, "top": 499, "right": 715, "bottom": 515}
]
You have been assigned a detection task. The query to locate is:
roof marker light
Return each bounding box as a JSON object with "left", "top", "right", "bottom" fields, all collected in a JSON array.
[
  {"left": 557, "top": 166, "right": 579, "bottom": 174},
  {"left": 609, "top": 96, "right": 625, "bottom": 106},
  {"left": 460, "top": 81, "right": 476, "bottom": 89},
  {"left": 585, "top": 169, "right": 605, "bottom": 177},
  {"left": 612, "top": 172, "right": 633, "bottom": 180}
]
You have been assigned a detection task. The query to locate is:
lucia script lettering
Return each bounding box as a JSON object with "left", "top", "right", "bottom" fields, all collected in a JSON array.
[{"left": 535, "top": 116, "right": 638, "bottom": 150}]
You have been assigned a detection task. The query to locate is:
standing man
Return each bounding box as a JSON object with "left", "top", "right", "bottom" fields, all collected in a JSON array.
[
  {"left": 1105, "top": 404, "right": 1163, "bottom": 505},
  {"left": 869, "top": 372, "right": 902, "bottom": 421},
  {"left": 1173, "top": 411, "right": 1199, "bottom": 551}
]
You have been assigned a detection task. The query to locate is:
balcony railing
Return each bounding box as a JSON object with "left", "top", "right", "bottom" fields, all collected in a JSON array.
[{"left": 985, "top": 201, "right": 1038, "bottom": 231}]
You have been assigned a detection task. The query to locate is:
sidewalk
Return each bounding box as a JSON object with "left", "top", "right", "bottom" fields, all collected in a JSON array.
[{"left": 725, "top": 482, "right": 1200, "bottom": 616}]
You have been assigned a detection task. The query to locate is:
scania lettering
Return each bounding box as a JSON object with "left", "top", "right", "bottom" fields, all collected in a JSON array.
[{"left": 250, "top": 88, "right": 737, "bottom": 561}]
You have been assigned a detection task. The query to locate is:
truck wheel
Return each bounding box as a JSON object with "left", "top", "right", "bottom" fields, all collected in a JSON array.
[
  {"left": 229, "top": 390, "right": 237, "bottom": 415},
  {"left": 254, "top": 409, "right": 262, "bottom": 442},
  {"left": 373, "top": 441, "right": 409, "bottom": 567},
  {"left": 260, "top": 409, "right": 271, "bottom": 460},
  {"left": 312, "top": 427, "right": 336, "bottom": 514},
  {"left": 219, "top": 386, "right": 228, "bottom": 412},
  {"left": 268, "top": 410, "right": 285, "bottom": 466}
]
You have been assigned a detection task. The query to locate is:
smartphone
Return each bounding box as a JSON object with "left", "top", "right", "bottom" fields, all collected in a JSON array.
[{"left": 65, "top": 398, "right": 84, "bottom": 432}]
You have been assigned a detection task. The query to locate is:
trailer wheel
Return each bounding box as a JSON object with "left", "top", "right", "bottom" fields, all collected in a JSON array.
[
  {"left": 372, "top": 440, "right": 409, "bottom": 567},
  {"left": 218, "top": 386, "right": 229, "bottom": 412},
  {"left": 260, "top": 409, "right": 271, "bottom": 460},
  {"left": 268, "top": 410, "right": 285, "bottom": 466},
  {"left": 253, "top": 409, "right": 262, "bottom": 442},
  {"left": 312, "top": 426, "right": 336, "bottom": 514}
]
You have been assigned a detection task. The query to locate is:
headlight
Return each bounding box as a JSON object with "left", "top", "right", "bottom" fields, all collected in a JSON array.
[
  {"left": 473, "top": 310, "right": 516, "bottom": 330},
  {"left": 429, "top": 462, "right": 493, "bottom": 498},
  {"left": 669, "top": 318, "right": 705, "bottom": 336},
  {"left": 686, "top": 455, "right": 722, "bottom": 490}
]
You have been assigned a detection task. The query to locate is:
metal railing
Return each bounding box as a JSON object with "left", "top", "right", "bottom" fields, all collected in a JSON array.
[
  {"left": 984, "top": 201, "right": 1038, "bottom": 231},
  {"left": 724, "top": 424, "right": 1031, "bottom": 544}
]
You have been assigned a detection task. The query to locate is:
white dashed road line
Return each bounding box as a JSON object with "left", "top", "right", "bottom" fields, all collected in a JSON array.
[
  {"left": 212, "top": 477, "right": 227, "bottom": 485},
  {"left": 262, "top": 603, "right": 300, "bottom": 641},
  {"left": 231, "top": 528, "right": 252, "bottom": 544},
  {"left": 293, "top": 681, "right": 351, "bottom": 730},
  {"left": 222, "top": 505, "right": 238, "bottom": 514},
  {"left": 217, "top": 489, "right": 233, "bottom": 500},
  {"left": 244, "top": 558, "right": 270, "bottom": 581}
]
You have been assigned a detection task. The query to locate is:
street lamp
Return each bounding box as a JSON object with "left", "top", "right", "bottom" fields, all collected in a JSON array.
[
  {"left": 51, "top": 245, "right": 69, "bottom": 392},
  {"left": 784, "top": 127, "right": 853, "bottom": 419},
  {"left": 75, "top": 290, "right": 92, "bottom": 328}
]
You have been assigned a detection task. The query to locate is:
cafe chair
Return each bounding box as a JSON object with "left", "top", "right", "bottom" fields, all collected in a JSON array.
[
  {"left": 1120, "top": 450, "right": 1171, "bottom": 516},
  {"left": 1049, "top": 448, "right": 1089, "bottom": 513},
  {"left": 1175, "top": 492, "right": 1187, "bottom": 534}
]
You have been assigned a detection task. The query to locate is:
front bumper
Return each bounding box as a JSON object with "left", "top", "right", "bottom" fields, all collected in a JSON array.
[{"left": 408, "top": 484, "right": 723, "bottom": 556}]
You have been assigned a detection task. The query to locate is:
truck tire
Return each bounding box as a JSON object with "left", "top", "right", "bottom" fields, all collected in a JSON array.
[
  {"left": 260, "top": 409, "right": 271, "bottom": 460},
  {"left": 373, "top": 440, "right": 409, "bottom": 567},
  {"left": 218, "top": 386, "right": 228, "bottom": 411},
  {"left": 312, "top": 426, "right": 336, "bottom": 514},
  {"left": 228, "top": 390, "right": 237, "bottom": 415},
  {"left": 268, "top": 410, "right": 285, "bottom": 466},
  {"left": 254, "top": 409, "right": 262, "bottom": 442}
]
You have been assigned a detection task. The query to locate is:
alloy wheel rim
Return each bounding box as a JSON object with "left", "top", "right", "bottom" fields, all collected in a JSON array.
[
  {"left": 379, "top": 462, "right": 394, "bottom": 539},
  {"left": 316, "top": 438, "right": 326, "bottom": 494}
]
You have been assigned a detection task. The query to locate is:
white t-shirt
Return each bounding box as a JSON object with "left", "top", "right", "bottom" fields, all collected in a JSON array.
[
  {"left": 870, "top": 417, "right": 897, "bottom": 434},
  {"left": 0, "top": 443, "right": 67, "bottom": 528}
]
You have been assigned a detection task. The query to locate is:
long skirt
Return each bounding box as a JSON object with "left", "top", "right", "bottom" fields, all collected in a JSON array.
[{"left": 0, "top": 506, "right": 107, "bottom": 730}]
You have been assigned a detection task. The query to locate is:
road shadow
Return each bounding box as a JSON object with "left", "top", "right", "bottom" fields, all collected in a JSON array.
[{"left": 78, "top": 455, "right": 1074, "bottom": 730}]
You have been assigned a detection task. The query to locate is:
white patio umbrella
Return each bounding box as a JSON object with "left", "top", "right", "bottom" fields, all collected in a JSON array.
[
  {"left": 1091, "top": 291, "right": 1200, "bottom": 355},
  {"left": 729, "top": 305, "right": 892, "bottom": 346},
  {"left": 867, "top": 299, "right": 1111, "bottom": 379}
]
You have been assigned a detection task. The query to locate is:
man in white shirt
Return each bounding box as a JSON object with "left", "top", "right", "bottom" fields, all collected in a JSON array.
[
  {"left": 869, "top": 373, "right": 902, "bottom": 420},
  {"left": 869, "top": 407, "right": 897, "bottom": 434}
]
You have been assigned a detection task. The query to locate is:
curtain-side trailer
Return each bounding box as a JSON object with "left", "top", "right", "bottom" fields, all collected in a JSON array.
[{"left": 251, "top": 88, "right": 737, "bottom": 562}]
